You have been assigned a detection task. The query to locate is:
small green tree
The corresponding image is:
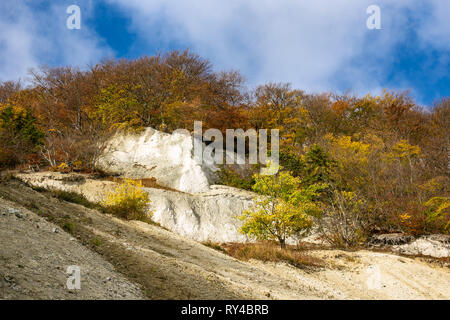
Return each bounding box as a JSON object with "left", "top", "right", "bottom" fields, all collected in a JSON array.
[
  {"left": 238, "top": 163, "right": 325, "bottom": 248},
  {"left": 0, "top": 104, "right": 44, "bottom": 167},
  {"left": 302, "top": 145, "right": 333, "bottom": 186}
]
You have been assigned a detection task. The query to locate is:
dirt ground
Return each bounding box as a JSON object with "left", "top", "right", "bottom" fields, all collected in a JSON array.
[
  {"left": 0, "top": 189, "right": 143, "bottom": 299},
  {"left": 1, "top": 179, "right": 449, "bottom": 300}
]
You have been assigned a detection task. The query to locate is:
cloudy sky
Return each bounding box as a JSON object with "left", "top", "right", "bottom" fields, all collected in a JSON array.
[{"left": 1, "top": 0, "right": 449, "bottom": 105}]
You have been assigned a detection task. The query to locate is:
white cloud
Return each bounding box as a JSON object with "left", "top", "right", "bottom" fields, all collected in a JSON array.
[
  {"left": 0, "top": 0, "right": 448, "bottom": 102},
  {"left": 0, "top": 2, "right": 37, "bottom": 82},
  {"left": 107, "top": 0, "right": 368, "bottom": 92},
  {"left": 106, "top": 0, "right": 449, "bottom": 98},
  {"left": 419, "top": 0, "right": 450, "bottom": 50},
  {"left": 0, "top": 0, "right": 112, "bottom": 83}
]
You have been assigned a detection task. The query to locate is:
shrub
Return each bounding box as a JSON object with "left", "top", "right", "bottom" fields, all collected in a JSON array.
[
  {"left": 50, "top": 162, "right": 71, "bottom": 173},
  {"left": 102, "top": 179, "right": 152, "bottom": 221},
  {"left": 399, "top": 197, "right": 450, "bottom": 235},
  {"left": 217, "top": 164, "right": 258, "bottom": 191},
  {"left": 93, "top": 237, "right": 102, "bottom": 247},
  {"left": 279, "top": 151, "right": 303, "bottom": 177},
  {"left": 62, "top": 220, "right": 75, "bottom": 233},
  {"left": 318, "top": 189, "right": 371, "bottom": 248},
  {"left": 424, "top": 197, "right": 449, "bottom": 234}
]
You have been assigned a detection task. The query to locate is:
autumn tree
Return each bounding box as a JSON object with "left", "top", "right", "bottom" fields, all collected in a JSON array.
[
  {"left": 0, "top": 81, "right": 22, "bottom": 103},
  {"left": 239, "top": 164, "right": 324, "bottom": 248},
  {"left": 0, "top": 103, "right": 44, "bottom": 168},
  {"left": 249, "top": 83, "right": 306, "bottom": 150},
  {"left": 319, "top": 189, "right": 372, "bottom": 247}
]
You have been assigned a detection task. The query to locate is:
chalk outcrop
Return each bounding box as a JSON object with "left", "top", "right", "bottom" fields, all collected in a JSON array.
[
  {"left": 96, "top": 128, "right": 218, "bottom": 193},
  {"left": 392, "top": 235, "right": 450, "bottom": 258},
  {"left": 17, "top": 172, "right": 254, "bottom": 243},
  {"left": 18, "top": 127, "right": 256, "bottom": 243},
  {"left": 370, "top": 233, "right": 450, "bottom": 258}
]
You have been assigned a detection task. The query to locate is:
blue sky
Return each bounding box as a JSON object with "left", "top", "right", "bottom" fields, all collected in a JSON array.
[{"left": 1, "top": 0, "right": 449, "bottom": 106}]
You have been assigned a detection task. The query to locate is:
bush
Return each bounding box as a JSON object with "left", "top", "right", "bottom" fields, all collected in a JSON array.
[
  {"left": 49, "top": 162, "right": 71, "bottom": 173},
  {"left": 279, "top": 151, "right": 303, "bottom": 177},
  {"left": 217, "top": 164, "right": 258, "bottom": 191},
  {"left": 399, "top": 197, "right": 450, "bottom": 235},
  {"left": 102, "top": 179, "right": 152, "bottom": 221},
  {"left": 423, "top": 197, "right": 449, "bottom": 234},
  {"left": 62, "top": 220, "right": 75, "bottom": 233},
  {"left": 318, "top": 189, "right": 371, "bottom": 248}
]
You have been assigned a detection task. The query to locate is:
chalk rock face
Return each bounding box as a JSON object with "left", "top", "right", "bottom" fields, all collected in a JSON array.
[
  {"left": 17, "top": 172, "right": 254, "bottom": 243},
  {"left": 369, "top": 233, "right": 414, "bottom": 246},
  {"left": 393, "top": 235, "right": 450, "bottom": 258},
  {"left": 96, "top": 128, "right": 218, "bottom": 193},
  {"left": 149, "top": 185, "right": 254, "bottom": 242}
]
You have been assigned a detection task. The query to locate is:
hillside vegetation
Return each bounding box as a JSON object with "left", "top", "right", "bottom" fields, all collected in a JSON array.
[{"left": 0, "top": 50, "right": 448, "bottom": 245}]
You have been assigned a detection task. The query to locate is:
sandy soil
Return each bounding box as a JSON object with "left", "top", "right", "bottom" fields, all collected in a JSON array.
[
  {"left": 0, "top": 196, "right": 143, "bottom": 299},
  {"left": 0, "top": 179, "right": 449, "bottom": 300}
]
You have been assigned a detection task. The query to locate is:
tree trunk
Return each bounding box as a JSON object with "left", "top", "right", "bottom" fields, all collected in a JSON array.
[{"left": 279, "top": 238, "right": 286, "bottom": 249}]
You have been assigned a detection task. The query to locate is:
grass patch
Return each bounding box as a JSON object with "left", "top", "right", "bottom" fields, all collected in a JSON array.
[
  {"left": 62, "top": 219, "right": 75, "bottom": 234},
  {"left": 202, "top": 241, "right": 227, "bottom": 254},
  {"left": 51, "top": 190, "right": 107, "bottom": 213},
  {"left": 103, "top": 177, "right": 182, "bottom": 193},
  {"left": 93, "top": 237, "right": 102, "bottom": 247},
  {"left": 30, "top": 185, "right": 48, "bottom": 193},
  {"left": 23, "top": 201, "right": 39, "bottom": 211},
  {"left": 223, "top": 242, "right": 324, "bottom": 269}
]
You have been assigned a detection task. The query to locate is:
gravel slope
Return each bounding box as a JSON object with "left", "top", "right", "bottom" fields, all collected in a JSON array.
[{"left": 0, "top": 197, "right": 143, "bottom": 299}]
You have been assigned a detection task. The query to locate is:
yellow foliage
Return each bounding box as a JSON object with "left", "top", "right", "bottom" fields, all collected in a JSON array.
[
  {"left": 0, "top": 102, "right": 26, "bottom": 119},
  {"left": 103, "top": 179, "right": 151, "bottom": 221},
  {"left": 389, "top": 140, "right": 421, "bottom": 160},
  {"left": 424, "top": 197, "right": 450, "bottom": 233},
  {"left": 73, "top": 160, "right": 83, "bottom": 168},
  {"left": 418, "top": 177, "right": 446, "bottom": 193},
  {"left": 238, "top": 165, "right": 323, "bottom": 248},
  {"left": 325, "top": 135, "right": 371, "bottom": 168},
  {"left": 50, "top": 162, "right": 70, "bottom": 173},
  {"left": 399, "top": 213, "right": 411, "bottom": 223}
]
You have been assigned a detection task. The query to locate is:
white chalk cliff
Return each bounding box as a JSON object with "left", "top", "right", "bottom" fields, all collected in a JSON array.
[
  {"left": 17, "top": 128, "right": 258, "bottom": 242},
  {"left": 96, "top": 128, "right": 218, "bottom": 193},
  {"left": 17, "top": 174, "right": 255, "bottom": 243}
]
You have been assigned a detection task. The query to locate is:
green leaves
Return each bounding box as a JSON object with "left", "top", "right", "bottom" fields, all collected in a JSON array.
[{"left": 239, "top": 165, "right": 323, "bottom": 248}]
